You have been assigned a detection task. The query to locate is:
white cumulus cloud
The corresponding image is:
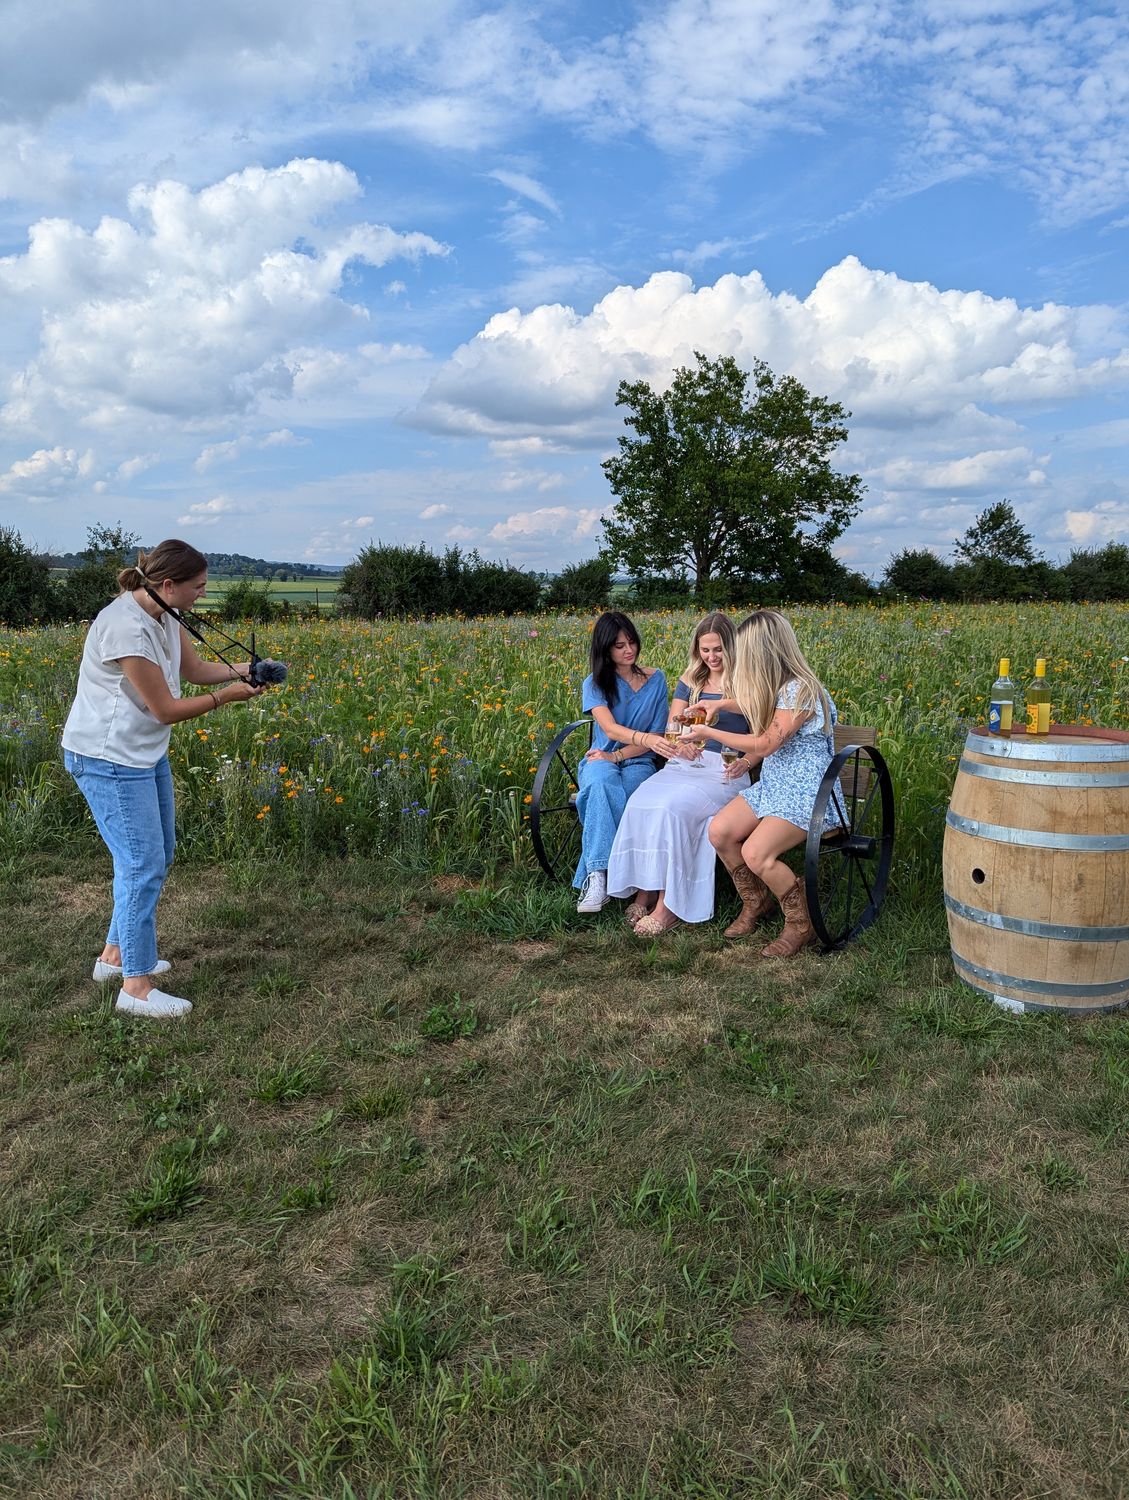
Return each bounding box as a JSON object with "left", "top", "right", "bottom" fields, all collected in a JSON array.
[
  {"left": 195, "top": 428, "right": 306, "bottom": 471},
  {"left": 416, "top": 256, "right": 1129, "bottom": 446},
  {"left": 0, "top": 444, "right": 95, "bottom": 501},
  {"left": 0, "top": 158, "right": 447, "bottom": 434},
  {"left": 176, "top": 494, "right": 246, "bottom": 525},
  {"left": 489, "top": 505, "right": 606, "bottom": 543}
]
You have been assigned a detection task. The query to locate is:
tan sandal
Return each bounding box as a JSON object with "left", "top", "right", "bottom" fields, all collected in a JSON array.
[
  {"left": 634, "top": 913, "right": 682, "bottom": 937},
  {"left": 624, "top": 901, "right": 652, "bottom": 926}
]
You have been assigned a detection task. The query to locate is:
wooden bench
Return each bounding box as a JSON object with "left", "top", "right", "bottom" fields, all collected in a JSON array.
[{"left": 530, "top": 719, "right": 894, "bottom": 950}]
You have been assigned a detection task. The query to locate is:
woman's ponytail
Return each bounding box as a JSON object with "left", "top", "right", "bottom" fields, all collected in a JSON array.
[{"left": 117, "top": 539, "right": 207, "bottom": 595}]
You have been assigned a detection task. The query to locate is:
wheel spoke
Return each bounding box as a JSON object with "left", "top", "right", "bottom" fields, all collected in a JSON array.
[
  {"left": 843, "top": 846, "right": 857, "bottom": 925},
  {"left": 853, "top": 773, "right": 881, "bottom": 834},
  {"left": 853, "top": 856, "right": 875, "bottom": 905}
]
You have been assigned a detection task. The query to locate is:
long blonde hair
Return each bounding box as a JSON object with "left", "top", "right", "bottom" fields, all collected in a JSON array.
[
  {"left": 731, "top": 609, "right": 831, "bottom": 734},
  {"left": 680, "top": 611, "right": 736, "bottom": 703}
]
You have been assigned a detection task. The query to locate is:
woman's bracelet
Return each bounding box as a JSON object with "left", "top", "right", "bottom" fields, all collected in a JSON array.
[{"left": 210, "top": 691, "right": 220, "bottom": 711}]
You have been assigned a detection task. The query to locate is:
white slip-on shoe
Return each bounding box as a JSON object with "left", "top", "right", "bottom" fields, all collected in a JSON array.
[
  {"left": 576, "top": 870, "right": 609, "bottom": 914},
  {"left": 115, "top": 988, "right": 192, "bottom": 1020},
  {"left": 94, "top": 958, "right": 171, "bottom": 983}
]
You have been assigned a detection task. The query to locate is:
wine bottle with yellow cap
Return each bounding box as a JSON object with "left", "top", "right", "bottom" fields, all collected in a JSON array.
[
  {"left": 1025, "top": 658, "right": 1051, "bottom": 735},
  {"left": 988, "top": 658, "right": 1015, "bottom": 737}
]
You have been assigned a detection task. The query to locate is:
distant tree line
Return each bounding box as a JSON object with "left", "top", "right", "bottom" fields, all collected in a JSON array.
[
  {"left": 0, "top": 524, "right": 332, "bottom": 626},
  {"left": 882, "top": 502, "right": 1129, "bottom": 602},
  {"left": 3, "top": 487, "right": 1127, "bottom": 629},
  {"left": 42, "top": 545, "right": 339, "bottom": 581}
]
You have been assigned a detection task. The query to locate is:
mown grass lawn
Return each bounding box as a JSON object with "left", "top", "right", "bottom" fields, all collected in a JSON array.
[{"left": 2, "top": 852, "right": 1126, "bottom": 1499}]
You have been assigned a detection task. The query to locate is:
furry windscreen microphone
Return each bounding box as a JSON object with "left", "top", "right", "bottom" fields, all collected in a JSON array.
[{"left": 249, "top": 658, "right": 288, "bottom": 686}]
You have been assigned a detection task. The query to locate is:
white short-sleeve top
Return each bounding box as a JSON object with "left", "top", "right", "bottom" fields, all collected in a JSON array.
[{"left": 62, "top": 593, "right": 182, "bottom": 767}]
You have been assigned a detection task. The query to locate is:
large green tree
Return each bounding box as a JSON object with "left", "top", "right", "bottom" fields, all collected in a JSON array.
[
  {"left": 600, "top": 353, "right": 863, "bottom": 592},
  {"left": 953, "top": 500, "right": 1037, "bottom": 565},
  {"left": 60, "top": 523, "right": 140, "bottom": 621}
]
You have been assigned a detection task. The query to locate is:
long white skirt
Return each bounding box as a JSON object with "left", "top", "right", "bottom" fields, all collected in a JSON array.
[{"left": 606, "top": 750, "right": 751, "bottom": 924}]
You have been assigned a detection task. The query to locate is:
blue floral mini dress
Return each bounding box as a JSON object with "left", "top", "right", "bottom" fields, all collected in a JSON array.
[{"left": 741, "top": 679, "right": 844, "bottom": 833}]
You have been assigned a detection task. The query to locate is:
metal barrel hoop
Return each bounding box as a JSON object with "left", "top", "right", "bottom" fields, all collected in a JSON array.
[{"left": 805, "top": 742, "right": 895, "bottom": 950}]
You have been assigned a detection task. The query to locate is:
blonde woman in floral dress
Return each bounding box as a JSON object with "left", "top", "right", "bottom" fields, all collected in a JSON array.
[{"left": 686, "top": 609, "right": 843, "bottom": 957}]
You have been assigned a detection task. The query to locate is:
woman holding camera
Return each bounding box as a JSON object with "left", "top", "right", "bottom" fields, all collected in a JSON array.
[{"left": 62, "top": 540, "right": 263, "bottom": 1019}]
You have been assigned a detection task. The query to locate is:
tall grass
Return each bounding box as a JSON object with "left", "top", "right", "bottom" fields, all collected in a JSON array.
[{"left": 1, "top": 604, "right": 1126, "bottom": 898}]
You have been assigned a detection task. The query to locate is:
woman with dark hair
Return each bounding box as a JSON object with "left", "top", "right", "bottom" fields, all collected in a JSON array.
[
  {"left": 62, "top": 540, "right": 265, "bottom": 1019},
  {"left": 573, "top": 611, "right": 671, "bottom": 913},
  {"left": 606, "top": 612, "right": 752, "bottom": 934}
]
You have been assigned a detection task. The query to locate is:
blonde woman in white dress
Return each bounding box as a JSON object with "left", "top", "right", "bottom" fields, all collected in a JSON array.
[{"left": 606, "top": 613, "right": 753, "bottom": 936}]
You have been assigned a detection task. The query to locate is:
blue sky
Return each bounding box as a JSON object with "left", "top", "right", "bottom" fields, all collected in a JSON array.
[{"left": 0, "top": 0, "right": 1127, "bottom": 576}]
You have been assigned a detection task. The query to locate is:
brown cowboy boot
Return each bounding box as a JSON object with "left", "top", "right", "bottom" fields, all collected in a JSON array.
[
  {"left": 723, "top": 862, "right": 775, "bottom": 939},
  {"left": 761, "top": 875, "right": 816, "bottom": 958}
]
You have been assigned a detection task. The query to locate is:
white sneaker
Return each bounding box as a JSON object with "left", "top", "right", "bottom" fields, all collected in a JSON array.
[
  {"left": 115, "top": 988, "right": 192, "bottom": 1020},
  {"left": 576, "top": 870, "right": 609, "bottom": 914},
  {"left": 94, "top": 958, "right": 171, "bottom": 983}
]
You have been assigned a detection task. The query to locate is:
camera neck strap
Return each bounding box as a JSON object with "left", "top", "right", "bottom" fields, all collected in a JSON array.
[{"left": 142, "top": 586, "right": 257, "bottom": 679}]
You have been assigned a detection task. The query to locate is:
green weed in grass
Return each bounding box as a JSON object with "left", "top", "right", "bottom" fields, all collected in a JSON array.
[
  {"left": 505, "top": 1186, "right": 586, "bottom": 1276},
  {"left": 140, "top": 1299, "right": 237, "bottom": 1419},
  {"left": 343, "top": 1087, "right": 406, "bottom": 1120},
  {"left": 418, "top": 995, "right": 478, "bottom": 1042},
  {"left": 719, "top": 1023, "right": 799, "bottom": 1102},
  {"left": 759, "top": 1219, "right": 884, "bottom": 1327},
  {"left": 908, "top": 1179, "right": 1029, "bottom": 1265},
  {"left": 253, "top": 1051, "right": 330, "bottom": 1104},
  {"left": 0, "top": 1207, "right": 65, "bottom": 1324},
  {"left": 122, "top": 1151, "right": 206, "bottom": 1226},
  {"left": 1028, "top": 1150, "right": 1088, "bottom": 1194},
  {"left": 277, "top": 1176, "right": 338, "bottom": 1215}
]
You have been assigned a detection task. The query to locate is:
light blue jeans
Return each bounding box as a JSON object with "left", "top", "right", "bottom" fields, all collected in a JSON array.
[
  {"left": 572, "top": 755, "right": 657, "bottom": 887},
  {"left": 64, "top": 751, "right": 176, "bottom": 978}
]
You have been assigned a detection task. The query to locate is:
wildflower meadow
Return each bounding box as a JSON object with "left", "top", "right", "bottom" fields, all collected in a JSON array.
[{"left": 2, "top": 601, "right": 1126, "bottom": 897}]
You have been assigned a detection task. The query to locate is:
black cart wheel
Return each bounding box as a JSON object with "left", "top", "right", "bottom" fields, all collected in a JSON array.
[
  {"left": 530, "top": 719, "right": 592, "bottom": 881},
  {"left": 804, "top": 744, "right": 895, "bottom": 950}
]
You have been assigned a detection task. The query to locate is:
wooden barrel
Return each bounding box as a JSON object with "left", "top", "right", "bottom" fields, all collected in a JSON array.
[{"left": 943, "top": 726, "right": 1129, "bottom": 1015}]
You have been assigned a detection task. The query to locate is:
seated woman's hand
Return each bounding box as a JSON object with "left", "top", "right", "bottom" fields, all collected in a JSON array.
[
  {"left": 723, "top": 755, "right": 750, "bottom": 780},
  {"left": 675, "top": 705, "right": 718, "bottom": 726},
  {"left": 671, "top": 736, "right": 702, "bottom": 760}
]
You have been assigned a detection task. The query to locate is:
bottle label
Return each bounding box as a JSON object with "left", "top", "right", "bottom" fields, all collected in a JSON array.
[
  {"left": 989, "top": 701, "right": 1012, "bottom": 736},
  {"left": 1026, "top": 701, "right": 1050, "bottom": 735}
]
